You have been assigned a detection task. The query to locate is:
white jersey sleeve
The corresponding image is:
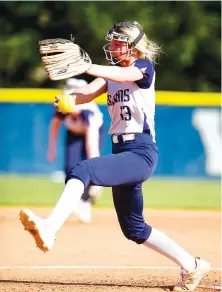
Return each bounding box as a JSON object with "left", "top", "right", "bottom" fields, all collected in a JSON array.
[{"left": 107, "top": 59, "right": 156, "bottom": 142}]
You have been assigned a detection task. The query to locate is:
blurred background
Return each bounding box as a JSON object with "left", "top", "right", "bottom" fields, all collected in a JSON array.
[{"left": 0, "top": 1, "right": 221, "bottom": 210}]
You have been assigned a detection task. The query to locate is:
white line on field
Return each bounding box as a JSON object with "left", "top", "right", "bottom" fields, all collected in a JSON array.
[
  {"left": 0, "top": 265, "right": 221, "bottom": 271},
  {"left": 198, "top": 285, "right": 222, "bottom": 290}
]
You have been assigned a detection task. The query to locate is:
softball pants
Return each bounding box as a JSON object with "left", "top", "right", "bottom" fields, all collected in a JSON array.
[{"left": 66, "top": 133, "right": 158, "bottom": 243}]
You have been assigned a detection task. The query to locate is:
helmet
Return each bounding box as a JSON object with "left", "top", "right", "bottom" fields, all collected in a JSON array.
[
  {"left": 103, "top": 21, "right": 144, "bottom": 64},
  {"left": 66, "top": 78, "right": 88, "bottom": 88},
  {"left": 63, "top": 78, "right": 88, "bottom": 95}
]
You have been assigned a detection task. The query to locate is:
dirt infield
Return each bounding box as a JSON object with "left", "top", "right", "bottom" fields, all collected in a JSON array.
[{"left": 0, "top": 208, "right": 221, "bottom": 291}]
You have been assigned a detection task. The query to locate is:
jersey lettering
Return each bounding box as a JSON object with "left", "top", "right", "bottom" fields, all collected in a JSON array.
[{"left": 107, "top": 89, "right": 130, "bottom": 106}]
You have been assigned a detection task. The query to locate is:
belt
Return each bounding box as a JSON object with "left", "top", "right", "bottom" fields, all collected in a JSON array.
[{"left": 112, "top": 133, "right": 135, "bottom": 144}]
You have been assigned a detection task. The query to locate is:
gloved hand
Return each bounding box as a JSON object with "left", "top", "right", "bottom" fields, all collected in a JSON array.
[{"left": 39, "top": 38, "right": 92, "bottom": 80}]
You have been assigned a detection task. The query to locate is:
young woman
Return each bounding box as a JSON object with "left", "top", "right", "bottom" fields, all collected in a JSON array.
[{"left": 20, "top": 21, "right": 210, "bottom": 291}]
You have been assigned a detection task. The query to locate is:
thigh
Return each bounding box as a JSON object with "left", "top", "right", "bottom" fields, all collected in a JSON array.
[
  {"left": 112, "top": 183, "right": 143, "bottom": 214},
  {"left": 84, "top": 151, "right": 149, "bottom": 187}
]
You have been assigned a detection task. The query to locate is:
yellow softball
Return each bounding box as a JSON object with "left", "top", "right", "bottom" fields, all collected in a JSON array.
[{"left": 58, "top": 95, "right": 75, "bottom": 113}]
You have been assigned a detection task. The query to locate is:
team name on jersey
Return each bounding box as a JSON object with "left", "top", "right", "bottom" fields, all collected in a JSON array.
[{"left": 107, "top": 89, "right": 130, "bottom": 106}]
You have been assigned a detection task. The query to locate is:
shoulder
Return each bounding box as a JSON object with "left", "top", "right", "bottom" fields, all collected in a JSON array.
[
  {"left": 79, "top": 109, "right": 94, "bottom": 125},
  {"left": 132, "top": 59, "right": 155, "bottom": 89},
  {"left": 132, "top": 59, "right": 154, "bottom": 75}
]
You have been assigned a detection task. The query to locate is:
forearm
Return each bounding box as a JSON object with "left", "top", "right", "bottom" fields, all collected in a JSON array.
[
  {"left": 48, "top": 118, "right": 61, "bottom": 149},
  {"left": 70, "top": 92, "right": 94, "bottom": 105},
  {"left": 86, "top": 64, "right": 143, "bottom": 83},
  {"left": 69, "top": 77, "right": 107, "bottom": 105}
]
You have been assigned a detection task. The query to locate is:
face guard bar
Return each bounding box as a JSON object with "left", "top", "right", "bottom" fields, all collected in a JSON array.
[{"left": 103, "top": 21, "right": 145, "bottom": 64}]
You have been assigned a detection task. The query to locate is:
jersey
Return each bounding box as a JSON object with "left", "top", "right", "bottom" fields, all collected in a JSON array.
[{"left": 107, "top": 59, "right": 156, "bottom": 142}]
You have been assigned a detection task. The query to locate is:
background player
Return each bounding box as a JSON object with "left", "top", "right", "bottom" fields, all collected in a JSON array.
[
  {"left": 47, "top": 78, "right": 105, "bottom": 223},
  {"left": 20, "top": 21, "right": 210, "bottom": 291}
]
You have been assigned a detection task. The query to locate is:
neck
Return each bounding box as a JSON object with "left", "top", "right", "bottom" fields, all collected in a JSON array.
[{"left": 120, "top": 56, "right": 137, "bottom": 67}]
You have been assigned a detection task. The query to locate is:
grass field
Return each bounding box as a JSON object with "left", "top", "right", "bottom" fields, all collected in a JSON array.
[{"left": 0, "top": 174, "right": 220, "bottom": 209}]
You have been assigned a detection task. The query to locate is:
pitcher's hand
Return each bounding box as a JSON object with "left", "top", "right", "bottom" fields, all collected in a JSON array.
[{"left": 54, "top": 95, "right": 75, "bottom": 114}]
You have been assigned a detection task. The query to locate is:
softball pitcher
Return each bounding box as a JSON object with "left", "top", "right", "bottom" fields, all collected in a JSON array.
[{"left": 20, "top": 21, "right": 210, "bottom": 291}]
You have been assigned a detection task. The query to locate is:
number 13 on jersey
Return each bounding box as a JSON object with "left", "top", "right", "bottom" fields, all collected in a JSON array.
[{"left": 120, "top": 105, "right": 131, "bottom": 121}]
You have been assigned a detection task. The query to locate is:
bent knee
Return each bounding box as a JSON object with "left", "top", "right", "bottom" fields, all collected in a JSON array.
[
  {"left": 121, "top": 224, "right": 152, "bottom": 244},
  {"left": 65, "top": 161, "right": 90, "bottom": 187}
]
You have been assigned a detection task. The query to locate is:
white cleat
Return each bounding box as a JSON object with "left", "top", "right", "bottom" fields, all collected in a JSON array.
[
  {"left": 19, "top": 208, "right": 56, "bottom": 252},
  {"left": 74, "top": 200, "right": 92, "bottom": 224},
  {"left": 173, "top": 257, "right": 211, "bottom": 291}
]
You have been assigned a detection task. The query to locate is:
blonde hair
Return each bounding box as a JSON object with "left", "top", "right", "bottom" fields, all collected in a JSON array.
[{"left": 115, "top": 21, "right": 162, "bottom": 64}]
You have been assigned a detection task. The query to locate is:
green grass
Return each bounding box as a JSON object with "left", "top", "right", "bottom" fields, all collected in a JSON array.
[{"left": 0, "top": 174, "right": 220, "bottom": 210}]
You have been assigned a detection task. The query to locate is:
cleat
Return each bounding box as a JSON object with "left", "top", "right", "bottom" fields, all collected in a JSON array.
[
  {"left": 19, "top": 208, "right": 56, "bottom": 252},
  {"left": 173, "top": 257, "right": 211, "bottom": 291}
]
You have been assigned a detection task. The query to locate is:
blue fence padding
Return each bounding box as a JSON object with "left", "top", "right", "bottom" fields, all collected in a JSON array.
[
  {"left": 155, "top": 106, "right": 204, "bottom": 176},
  {"left": 0, "top": 103, "right": 220, "bottom": 178}
]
